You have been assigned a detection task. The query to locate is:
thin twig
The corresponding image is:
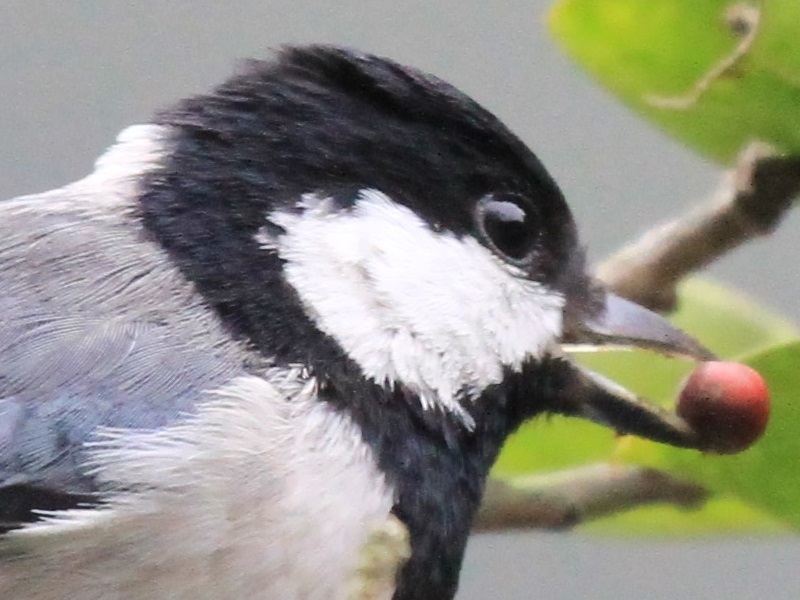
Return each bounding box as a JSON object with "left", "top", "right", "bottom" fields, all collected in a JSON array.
[
  {"left": 597, "top": 143, "right": 800, "bottom": 312},
  {"left": 475, "top": 464, "right": 707, "bottom": 532}
]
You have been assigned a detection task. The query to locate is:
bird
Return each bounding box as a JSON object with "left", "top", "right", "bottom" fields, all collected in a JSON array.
[{"left": 0, "top": 45, "right": 712, "bottom": 600}]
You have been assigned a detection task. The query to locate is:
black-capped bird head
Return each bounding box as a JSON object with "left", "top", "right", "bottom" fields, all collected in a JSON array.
[
  {"left": 0, "top": 45, "right": 711, "bottom": 600},
  {"left": 136, "top": 46, "right": 712, "bottom": 599}
]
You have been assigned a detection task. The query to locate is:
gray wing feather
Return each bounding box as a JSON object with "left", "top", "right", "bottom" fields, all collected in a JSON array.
[
  {"left": 1, "top": 317, "right": 241, "bottom": 492},
  {"left": 0, "top": 186, "right": 254, "bottom": 523}
]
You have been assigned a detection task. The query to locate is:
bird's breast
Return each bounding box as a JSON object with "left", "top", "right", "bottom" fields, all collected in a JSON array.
[{"left": 0, "top": 372, "right": 396, "bottom": 600}]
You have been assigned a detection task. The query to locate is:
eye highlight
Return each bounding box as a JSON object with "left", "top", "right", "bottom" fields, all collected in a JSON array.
[{"left": 475, "top": 193, "right": 539, "bottom": 264}]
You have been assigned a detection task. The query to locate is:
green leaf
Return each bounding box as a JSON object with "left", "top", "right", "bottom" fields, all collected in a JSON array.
[
  {"left": 493, "top": 277, "right": 796, "bottom": 478},
  {"left": 548, "top": 0, "right": 800, "bottom": 163},
  {"left": 671, "top": 279, "right": 798, "bottom": 357},
  {"left": 617, "top": 340, "right": 800, "bottom": 529}
]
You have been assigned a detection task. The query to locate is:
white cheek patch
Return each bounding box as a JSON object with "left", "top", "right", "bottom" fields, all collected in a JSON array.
[{"left": 263, "top": 190, "right": 564, "bottom": 426}]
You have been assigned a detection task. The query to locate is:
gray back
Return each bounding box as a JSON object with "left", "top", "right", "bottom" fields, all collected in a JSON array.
[{"left": 0, "top": 125, "right": 253, "bottom": 501}]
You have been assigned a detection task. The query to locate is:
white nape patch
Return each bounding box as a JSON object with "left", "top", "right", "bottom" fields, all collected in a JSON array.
[
  {"left": 263, "top": 190, "right": 564, "bottom": 426},
  {"left": 3, "top": 123, "right": 170, "bottom": 218},
  {"left": 90, "top": 124, "right": 170, "bottom": 186},
  {"left": 0, "top": 370, "right": 394, "bottom": 600}
]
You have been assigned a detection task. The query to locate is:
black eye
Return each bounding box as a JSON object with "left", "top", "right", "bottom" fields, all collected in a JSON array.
[{"left": 475, "top": 194, "right": 539, "bottom": 263}]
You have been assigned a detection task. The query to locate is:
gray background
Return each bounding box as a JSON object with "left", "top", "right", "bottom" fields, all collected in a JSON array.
[{"left": 1, "top": 1, "right": 798, "bottom": 598}]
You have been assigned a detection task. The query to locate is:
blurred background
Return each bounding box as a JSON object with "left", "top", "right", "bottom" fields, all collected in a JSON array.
[{"left": 1, "top": 1, "right": 798, "bottom": 597}]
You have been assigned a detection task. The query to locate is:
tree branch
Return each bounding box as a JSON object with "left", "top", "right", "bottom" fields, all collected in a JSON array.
[
  {"left": 475, "top": 465, "right": 708, "bottom": 532},
  {"left": 597, "top": 143, "right": 800, "bottom": 312},
  {"left": 474, "top": 144, "right": 800, "bottom": 533}
]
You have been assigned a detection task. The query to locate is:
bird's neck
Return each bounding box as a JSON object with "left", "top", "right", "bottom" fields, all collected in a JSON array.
[
  {"left": 138, "top": 163, "right": 549, "bottom": 597},
  {"left": 318, "top": 369, "right": 540, "bottom": 600}
]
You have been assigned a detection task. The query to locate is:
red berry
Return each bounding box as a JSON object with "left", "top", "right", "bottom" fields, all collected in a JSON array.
[{"left": 677, "top": 361, "right": 770, "bottom": 454}]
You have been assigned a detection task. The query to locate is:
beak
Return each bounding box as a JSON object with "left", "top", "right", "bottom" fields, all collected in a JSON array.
[{"left": 556, "top": 289, "right": 716, "bottom": 449}]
